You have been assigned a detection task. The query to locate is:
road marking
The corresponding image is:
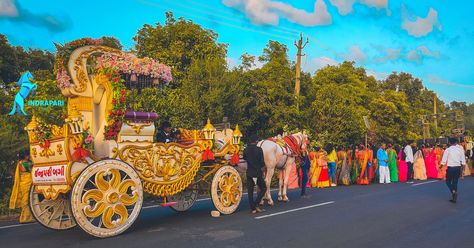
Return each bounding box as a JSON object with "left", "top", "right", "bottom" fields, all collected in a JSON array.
[
  {"left": 254, "top": 201, "right": 335, "bottom": 220},
  {"left": 0, "top": 222, "right": 37, "bottom": 230},
  {"left": 411, "top": 180, "right": 438, "bottom": 187},
  {"left": 142, "top": 189, "right": 282, "bottom": 209}
]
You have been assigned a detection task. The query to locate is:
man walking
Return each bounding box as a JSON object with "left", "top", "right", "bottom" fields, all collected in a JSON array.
[
  {"left": 377, "top": 144, "right": 390, "bottom": 184},
  {"left": 243, "top": 134, "right": 267, "bottom": 213},
  {"left": 441, "top": 138, "right": 466, "bottom": 203},
  {"left": 404, "top": 141, "right": 414, "bottom": 183}
]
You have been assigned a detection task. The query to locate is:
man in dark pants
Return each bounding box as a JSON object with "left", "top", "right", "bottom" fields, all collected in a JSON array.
[
  {"left": 441, "top": 138, "right": 466, "bottom": 203},
  {"left": 243, "top": 134, "right": 267, "bottom": 214},
  {"left": 404, "top": 141, "right": 414, "bottom": 183},
  {"left": 300, "top": 152, "right": 310, "bottom": 198}
]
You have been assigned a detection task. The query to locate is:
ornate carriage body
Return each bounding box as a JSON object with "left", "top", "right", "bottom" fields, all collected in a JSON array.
[{"left": 25, "top": 43, "right": 243, "bottom": 238}]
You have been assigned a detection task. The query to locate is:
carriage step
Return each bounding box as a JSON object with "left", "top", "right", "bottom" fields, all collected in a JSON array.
[{"left": 161, "top": 201, "right": 177, "bottom": 207}]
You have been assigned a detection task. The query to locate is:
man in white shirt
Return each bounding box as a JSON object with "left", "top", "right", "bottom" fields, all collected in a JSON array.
[
  {"left": 404, "top": 141, "right": 414, "bottom": 183},
  {"left": 441, "top": 138, "right": 466, "bottom": 203}
]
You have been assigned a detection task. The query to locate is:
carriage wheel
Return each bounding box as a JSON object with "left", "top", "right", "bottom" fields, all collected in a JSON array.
[
  {"left": 29, "top": 188, "right": 77, "bottom": 230},
  {"left": 70, "top": 159, "right": 143, "bottom": 238},
  {"left": 168, "top": 183, "right": 199, "bottom": 212},
  {"left": 211, "top": 166, "right": 242, "bottom": 215}
]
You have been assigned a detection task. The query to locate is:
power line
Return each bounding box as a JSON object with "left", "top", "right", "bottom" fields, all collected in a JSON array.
[
  {"left": 171, "top": 0, "right": 301, "bottom": 36},
  {"left": 138, "top": 0, "right": 294, "bottom": 41},
  {"left": 175, "top": 0, "right": 336, "bottom": 53}
]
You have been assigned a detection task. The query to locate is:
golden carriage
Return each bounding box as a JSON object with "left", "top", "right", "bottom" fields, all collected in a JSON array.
[{"left": 25, "top": 41, "right": 243, "bottom": 238}]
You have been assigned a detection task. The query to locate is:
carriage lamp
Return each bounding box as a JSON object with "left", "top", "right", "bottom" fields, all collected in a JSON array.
[
  {"left": 65, "top": 105, "right": 84, "bottom": 134},
  {"left": 232, "top": 124, "right": 242, "bottom": 145},
  {"left": 25, "top": 115, "right": 39, "bottom": 143},
  {"left": 202, "top": 118, "right": 216, "bottom": 140}
]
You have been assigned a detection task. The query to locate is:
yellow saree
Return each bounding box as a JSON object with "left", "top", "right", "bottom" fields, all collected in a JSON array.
[{"left": 9, "top": 162, "right": 33, "bottom": 223}]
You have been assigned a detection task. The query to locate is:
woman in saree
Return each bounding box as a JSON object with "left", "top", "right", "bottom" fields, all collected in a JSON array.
[
  {"left": 424, "top": 145, "right": 438, "bottom": 179},
  {"left": 9, "top": 151, "right": 34, "bottom": 223},
  {"left": 309, "top": 148, "right": 319, "bottom": 187},
  {"left": 435, "top": 144, "right": 446, "bottom": 180},
  {"left": 350, "top": 146, "right": 358, "bottom": 184},
  {"left": 357, "top": 145, "right": 370, "bottom": 185},
  {"left": 397, "top": 148, "right": 408, "bottom": 182},
  {"left": 387, "top": 144, "right": 398, "bottom": 183},
  {"left": 338, "top": 147, "right": 351, "bottom": 185},
  {"left": 313, "top": 148, "right": 330, "bottom": 188},
  {"left": 413, "top": 147, "right": 427, "bottom": 180}
]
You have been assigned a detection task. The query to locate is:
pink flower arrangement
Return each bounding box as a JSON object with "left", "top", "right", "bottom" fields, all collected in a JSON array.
[
  {"left": 96, "top": 53, "right": 172, "bottom": 85},
  {"left": 56, "top": 67, "right": 72, "bottom": 89},
  {"left": 84, "top": 133, "right": 93, "bottom": 144}
]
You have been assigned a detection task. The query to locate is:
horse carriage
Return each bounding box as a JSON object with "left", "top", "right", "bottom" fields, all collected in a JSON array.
[{"left": 25, "top": 40, "right": 243, "bottom": 238}]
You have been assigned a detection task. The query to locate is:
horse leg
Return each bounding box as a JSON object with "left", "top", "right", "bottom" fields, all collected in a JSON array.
[
  {"left": 278, "top": 170, "right": 283, "bottom": 202},
  {"left": 282, "top": 162, "right": 292, "bottom": 202},
  {"left": 18, "top": 98, "right": 27, "bottom": 116},
  {"left": 265, "top": 167, "right": 275, "bottom": 206}
]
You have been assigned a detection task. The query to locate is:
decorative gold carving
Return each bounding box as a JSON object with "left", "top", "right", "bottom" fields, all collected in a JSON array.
[
  {"left": 51, "top": 125, "right": 66, "bottom": 138},
  {"left": 68, "top": 96, "right": 92, "bottom": 112},
  {"left": 211, "top": 166, "right": 242, "bottom": 215},
  {"left": 39, "top": 147, "right": 55, "bottom": 158},
  {"left": 126, "top": 121, "right": 152, "bottom": 134},
  {"left": 68, "top": 45, "right": 121, "bottom": 96},
  {"left": 179, "top": 128, "right": 204, "bottom": 140},
  {"left": 57, "top": 144, "right": 63, "bottom": 155},
  {"left": 31, "top": 148, "right": 37, "bottom": 158},
  {"left": 35, "top": 184, "right": 70, "bottom": 200},
  {"left": 73, "top": 66, "right": 87, "bottom": 93},
  {"left": 113, "top": 143, "right": 203, "bottom": 197},
  {"left": 81, "top": 169, "right": 138, "bottom": 228}
]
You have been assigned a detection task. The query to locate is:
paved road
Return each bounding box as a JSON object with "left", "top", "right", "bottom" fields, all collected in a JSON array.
[{"left": 2, "top": 178, "right": 474, "bottom": 248}]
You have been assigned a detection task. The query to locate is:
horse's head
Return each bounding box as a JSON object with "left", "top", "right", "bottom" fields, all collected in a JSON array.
[
  {"left": 293, "top": 132, "right": 310, "bottom": 154},
  {"left": 17, "top": 71, "right": 35, "bottom": 86}
]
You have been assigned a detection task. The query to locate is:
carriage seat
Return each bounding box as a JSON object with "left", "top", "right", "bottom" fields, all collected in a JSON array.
[{"left": 118, "top": 111, "right": 158, "bottom": 142}]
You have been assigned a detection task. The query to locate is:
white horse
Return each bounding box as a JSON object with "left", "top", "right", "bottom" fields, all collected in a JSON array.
[{"left": 257, "top": 132, "right": 309, "bottom": 206}]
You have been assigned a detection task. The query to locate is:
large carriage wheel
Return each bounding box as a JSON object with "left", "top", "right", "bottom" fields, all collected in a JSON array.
[
  {"left": 168, "top": 183, "right": 199, "bottom": 212},
  {"left": 29, "top": 188, "right": 77, "bottom": 230},
  {"left": 70, "top": 159, "right": 143, "bottom": 238},
  {"left": 211, "top": 166, "right": 242, "bottom": 215}
]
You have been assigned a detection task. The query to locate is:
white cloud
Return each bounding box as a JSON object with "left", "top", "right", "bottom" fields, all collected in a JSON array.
[
  {"left": 406, "top": 50, "right": 422, "bottom": 64},
  {"left": 303, "top": 56, "right": 338, "bottom": 73},
  {"left": 428, "top": 74, "right": 474, "bottom": 89},
  {"left": 401, "top": 6, "right": 442, "bottom": 37},
  {"left": 226, "top": 57, "right": 238, "bottom": 69},
  {"left": 373, "top": 47, "right": 401, "bottom": 63},
  {"left": 417, "top": 46, "right": 441, "bottom": 59},
  {"left": 0, "top": 0, "right": 18, "bottom": 17},
  {"left": 366, "top": 69, "right": 388, "bottom": 80},
  {"left": 405, "top": 46, "right": 443, "bottom": 64},
  {"left": 222, "top": 0, "right": 332, "bottom": 26},
  {"left": 329, "top": 0, "right": 389, "bottom": 16},
  {"left": 337, "top": 45, "right": 368, "bottom": 63}
]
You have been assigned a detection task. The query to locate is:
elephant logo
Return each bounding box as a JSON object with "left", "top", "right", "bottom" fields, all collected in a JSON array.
[{"left": 8, "top": 71, "right": 37, "bottom": 116}]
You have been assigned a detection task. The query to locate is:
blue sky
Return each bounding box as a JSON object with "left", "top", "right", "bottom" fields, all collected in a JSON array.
[{"left": 1, "top": 0, "right": 473, "bottom": 103}]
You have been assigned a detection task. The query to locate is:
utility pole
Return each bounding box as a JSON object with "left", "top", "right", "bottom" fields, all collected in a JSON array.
[{"left": 294, "top": 33, "right": 308, "bottom": 99}]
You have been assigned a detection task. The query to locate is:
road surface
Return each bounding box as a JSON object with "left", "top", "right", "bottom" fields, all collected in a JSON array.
[{"left": 2, "top": 178, "right": 474, "bottom": 248}]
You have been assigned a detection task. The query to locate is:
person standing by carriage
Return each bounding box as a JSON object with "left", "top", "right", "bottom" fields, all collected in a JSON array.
[
  {"left": 9, "top": 151, "right": 34, "bottom": 223},
  {"left": 244, "top": 134, "right": 267, "bottom": 214}
]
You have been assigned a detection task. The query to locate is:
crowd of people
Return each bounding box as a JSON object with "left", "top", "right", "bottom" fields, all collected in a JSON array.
[{"left": 292, "top": 137, "right": 472, "bottom": 203}]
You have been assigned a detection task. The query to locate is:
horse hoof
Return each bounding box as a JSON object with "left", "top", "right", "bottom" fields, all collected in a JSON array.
[
  {"left": 283, "top": 199, "right": 289, "bottom": 203},
  {"left": 268, "top": 202, "right": 274, "bottom": 207}
]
